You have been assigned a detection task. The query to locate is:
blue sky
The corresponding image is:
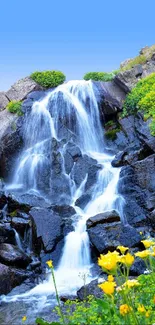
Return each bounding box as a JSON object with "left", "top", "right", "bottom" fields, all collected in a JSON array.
[{"left": 0, "top": 0, "right": 155, "bottom": 90}]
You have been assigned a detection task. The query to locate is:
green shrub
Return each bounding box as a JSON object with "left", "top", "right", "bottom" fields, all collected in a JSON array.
[
  {"left": 83, "top": 71, "right": 117, "bottom": 82},
  {"left": 6, "top": 101, "right": 23, "bottom": 116},
  {"left": 123, "top": 73, "right": 155, "bottom": 135},
  {"left": 30, "top": 70, "right": 66, "bottom": 88}
]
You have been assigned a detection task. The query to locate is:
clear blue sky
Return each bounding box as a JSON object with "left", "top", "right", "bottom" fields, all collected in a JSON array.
[{"left": 0, "top": 0, "right": 155, "bottom": 90}]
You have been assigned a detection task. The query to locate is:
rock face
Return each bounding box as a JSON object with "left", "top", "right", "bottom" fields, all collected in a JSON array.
[
  {"left": 115, "top": 48, "right": 155, "bottom": 92},
  {"left": 30, "top": 207, "right": 62, "bottom": 252},
  {"left": 0, "top": 92, "right": 9, "bottom": 111},
  {"left": 77, "top": 279, "right": 103, "bottom": 300},
  {"left": 6, "top": 77, "right": 42, "bottom": 102},
  {"left": 0, "top": 243, "right": 31, "bottom": 267},
  {"left": 87, "top": 211, "right": 141, "bottom": 254},
  {"left": 0, "top": 262, "right": 33, "bottom": 295}
]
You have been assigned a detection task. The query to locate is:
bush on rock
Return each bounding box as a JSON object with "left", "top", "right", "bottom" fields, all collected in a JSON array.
[
  {"left": 30, "top": 70, "right": 66, "bottom": 88},
  {"left": 123, "top": 72, "right": 155, "bottom": 136},
  {"left": 6, "top": 101, "right": 23, "bottom": 116},
  {"left": 83, "top": 71, "right": 118, "bottom": 82}
]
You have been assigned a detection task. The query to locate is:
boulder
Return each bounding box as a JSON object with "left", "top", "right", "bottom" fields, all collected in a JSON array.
[
  {"left": 0, "top": 108, "right": 17, "bottom": 141},
  {"left": 30, "top": 207, "right": 62, "bottom": 252},
  {"left": 133, "top": 154, "right": 155, "bottom": 192},
  {"left": 6, "top": 77, "right": 42, "bottom": 102},
  {"left": 11, "top": 217, "right": 30, "bottom": 236},
  {"left": 0, "top": 262, "right": 33, "bottom": 295},
  {"left": 88, "top": 221, "right": 141, "bottom": 253},
  {"left": 0, "top": 223, "right": 15, "bottom": 244},
  {"left": 77, "top": 279, "right": 103, "bottom": 300},
  {"left": 0, "top": 92, "right": 9, "bottom": 111},
  {"left": 94, "top": 81, "right": 126, "bottom": 120},
  {"left": 86, "top": 210, "right": 120, "bottom": 228},
  {"left": 0, "top": 243, "right": 31, "bottom": 267}
]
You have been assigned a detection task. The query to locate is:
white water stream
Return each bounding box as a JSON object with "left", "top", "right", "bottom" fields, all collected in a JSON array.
[{"left": 2, "top": 80, "right": 125, "bottom": 302}]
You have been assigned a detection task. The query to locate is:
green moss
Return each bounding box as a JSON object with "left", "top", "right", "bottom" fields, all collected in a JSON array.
[
  {"left": 30, "top": 70, "right": 66, "bottom": 88},
  {"left": 6, "top": 101, "right": 23, "bottom": 116},
  {"left": 123, "top": 73, "right": 155, "bottom": 136},
  {"left": 10, "top": 210, "right": 17, "bottom": 217},
  {"left": 83, "top": 71, "right": 118, "bottom": 82},
  {"left": 105, "top": 120, "right": 115, "bottom": 128},
  {"left": 104, "top": 128, "right": 120, "bottom": 140}
]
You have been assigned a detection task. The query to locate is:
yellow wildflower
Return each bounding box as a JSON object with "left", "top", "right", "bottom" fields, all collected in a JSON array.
[
  {"left": 123, "top": 279, "right": 140, "bottom": 289},
  {"left": 117, "top": 245, "right": 129, "bottom": 254},
  {"left": 137, "top": 304, "right": 145, "bottom": 313},
  {"left": 141, "top": 239, "right": 155, "bottom": 248},
  {"left": 98, "top": 281, "right": 116, "bottom": 295},
  {"left": 145, "top": 311, "right": 150, "bottom": 318},
  {"left": 108, "top": 275, "right": 114, "bottom": 282},
  {"left": 135, "top": 250, "right": 151, "bottom": 258},
  {"left": 119, "top": 253, "right": 134, "bottom": 267},
  {"left": 46, "top": 260, "right": 53, "bottom": 268},
  {"left": 22, "top": 316, "right": 27, "bottom": 322},
  {"left": 120, "top": 304, "right": 132, "bottom": 316},
  {"left": 139, "top": 231, "right": 143, "bottom": 235},
  {"left": 98, "top": 251, "right": 119, "bottom": 271}
]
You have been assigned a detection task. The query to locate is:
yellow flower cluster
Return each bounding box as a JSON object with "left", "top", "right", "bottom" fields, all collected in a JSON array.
[
  {"left": 119, "top": 304, "right": 132, "bottom": 316},
  {"left": 98, "top": 247, "right": 134, "bottom": 273}
]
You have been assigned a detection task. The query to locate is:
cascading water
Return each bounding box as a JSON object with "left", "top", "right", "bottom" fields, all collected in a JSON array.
[{"left": 1, "top": 80, "right": 125, "bottom": 310}]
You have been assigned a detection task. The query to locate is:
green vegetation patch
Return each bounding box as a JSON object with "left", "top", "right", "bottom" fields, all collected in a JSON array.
[
  {"left": 123, "top": 72, "right": 155, "bottom": 136},
  {"left": 30, "top": 70, "right": 66, "bottom": 88},
  {"left": 6, "top": 101, "right": 23, "bottom": 116},
  {"left": 83, "top": 71, "right": 119, "bottom": 82}
]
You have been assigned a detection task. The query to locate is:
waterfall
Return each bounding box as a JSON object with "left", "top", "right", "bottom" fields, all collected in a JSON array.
[{"left": 3, "top": 80, "right": 125, "bottom": 299}]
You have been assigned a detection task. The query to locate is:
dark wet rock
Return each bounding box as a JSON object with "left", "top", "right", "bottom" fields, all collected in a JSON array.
[
  {"left": 30, "top": 207, "right": 62, "bottom": 252},
  {"left": 134, "top": 114, "right": 155, "bottom": 152},
  {"left": 148, "top": 209, "right": 155, "bottom": 229},
  {"left": 77, "top": 279, "right": 103, "bottom": 300},
  {"left": 0, "top": 243, "right": 31, "bottom": 267},
  {"left": 118, "top": 166, "right": 148, "bottom": 227},
  {"left": 71, "top": 154, "right": 100, "bottom": 190},
  {"left": 133, "top": 154, "right": 155, "bottom": 192},
  {"left": 0, "top": 223, "right": 15, "bottom": 244},
  {"left": 111, "top": 151, "right": 127, "bottom": 167},
  {"left": 11, "top": 217, "right": 30, "bottom": 236},
  {"left": 88, "top": 222, "right": 141, "bottom": 253},
  {"left": 0, "top": 262, "right": 33, "bottom": 295},
  {"left": 64, "top": 142, "right": 82, "bottom": 174},
  {"left": 0, "top": 192, "right": 7, "bottom": 209},
  {"left": 86, "top": 210, "right": 120, "bottom": 228},
  {"left": 7, "top": 194, "right": 50, "bottom": 212},
  {"left": 41, "top": 239, "right": 65, "bottom": 269},
  {"left": 0, "top": 127, "right": 23, "bottom": 178},
  {"left": 75, "top": 192, "right": 92, "bottom": 209},
  {"left": 95, "top": 81, "right": 126, "bottom": 120},
  {"left": 130, "top": 258, "right": 146, "bottom": 276},
  {"left": 51, "top": 205, "right": 76, "bottom": 219}
]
